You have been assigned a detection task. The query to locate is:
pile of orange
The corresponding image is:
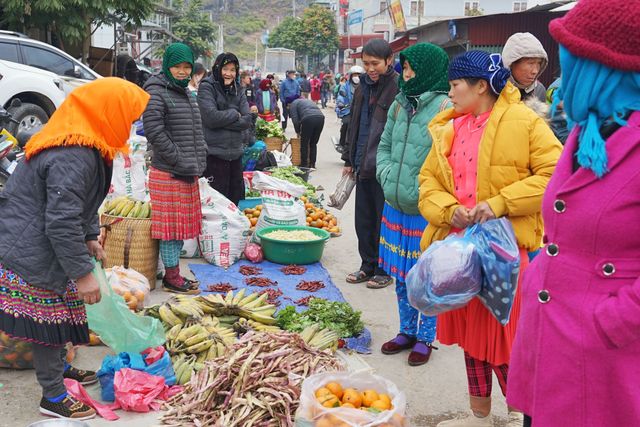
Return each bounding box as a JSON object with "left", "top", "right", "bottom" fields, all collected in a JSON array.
[
  {"left": 117, "top": 289, "right": 145, "bottom": 311},
  {"left": 303, "top": 198, "right": 340, "bottom": 234},
  {"left": 243, "top": 205, "right": 263, "bottom": 228},
  {"left": 315, "top": 382, "right": 393, "bottom": 412}
]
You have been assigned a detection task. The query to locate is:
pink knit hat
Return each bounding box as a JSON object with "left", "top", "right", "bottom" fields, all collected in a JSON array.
[{"left": 549, "top": 0, "right": 640, "bottom": 72}]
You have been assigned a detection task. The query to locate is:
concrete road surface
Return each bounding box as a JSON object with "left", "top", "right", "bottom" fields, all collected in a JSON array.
[{"left": 0, "top": 107, "right": 509, "bottom": 427}]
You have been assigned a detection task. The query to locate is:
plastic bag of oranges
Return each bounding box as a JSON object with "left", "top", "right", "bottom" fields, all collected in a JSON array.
[
  {"left": 294, "top": 371, "right": 408, "bottom": 427},
  {"left": 106, "top": 266, "right": 150, "bottom": 311}
]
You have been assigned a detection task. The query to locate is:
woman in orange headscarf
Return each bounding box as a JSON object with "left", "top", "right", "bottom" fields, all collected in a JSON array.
[{"left": 0, "top": 78, "right": 149, "bottom": 420}]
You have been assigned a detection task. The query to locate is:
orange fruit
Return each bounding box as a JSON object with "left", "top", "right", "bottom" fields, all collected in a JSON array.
[
  {"left": 362, "top": 390, "right": 379, "bottom": 407},
  {"left": 315, "top": 387, "right": 333, "bottom": 399},
  {"left": 314, "top": 417, "right": 332, "bottom": 427},
  {"left": 122, "top": 290, "right": 132, "bottom": 301},
  {"left": 320, "top": 394, "right": 341, "bottom": 408},
  {"left": 341, "top": 402, "right": 355, "bottom": 409},
  {"left": 134, "top": 290, "right": 146, "bottom": 301},
  {"left": 341, "top": 388, "right": 362, "bottom": 408},
  {"left": 250, "top": 217, "right": 258, "bottom": 226},
  {"left": 378, "top": 393, "right": 392, "bottom": 405},
  {"left": 370, "top": 399, "right": 392, "bottom": 411},
  {"left": 325, "top": 382, "right": 343, "bottom": 399}
]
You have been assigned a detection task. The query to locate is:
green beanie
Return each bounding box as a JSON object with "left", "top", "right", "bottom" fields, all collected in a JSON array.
[
  {"left": 163, "top": 43, "right": 195, "bottom": 88},
  {"left": 398, "top": 43, "right": 450, "bottom": 100}
]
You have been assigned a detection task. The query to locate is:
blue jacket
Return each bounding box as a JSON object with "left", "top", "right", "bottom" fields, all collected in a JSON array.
[
  {"left": 280, "top": 78, "right": 301, "bottom": 104},
  {"left": 335, "top": 81, "right": 356, "bottom": 119}
]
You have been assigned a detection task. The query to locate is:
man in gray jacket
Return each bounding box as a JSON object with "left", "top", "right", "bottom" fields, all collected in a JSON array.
[{"left": 287, "top": 95, "right": 325, "bottom": 168}]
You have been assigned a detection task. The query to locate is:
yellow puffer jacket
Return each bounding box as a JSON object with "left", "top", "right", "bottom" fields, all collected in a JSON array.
[{"left": 418, "top": 82, "right": 562, "bottom": 251}]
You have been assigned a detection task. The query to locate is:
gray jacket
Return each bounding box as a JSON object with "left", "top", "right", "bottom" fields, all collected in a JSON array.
[
  {"left": 143, "top": 74, "right": 207, "bottom": 176},
  {"left": 0, "top": 147, "right": 108, "bottom": 295},
  {"left": 288, "top": 98, "right": 324, "bottom": 134},
  {"left": 197, "top": 76, "right": 252, "bottom": 161}
]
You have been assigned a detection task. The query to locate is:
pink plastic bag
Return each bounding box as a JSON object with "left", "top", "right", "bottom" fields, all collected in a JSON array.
[
  {"left": 64, "top": 379, "right": 120, "bottom": 421},
  {"left": 114, "top": 368, "right": 181, "bottom": 412}
]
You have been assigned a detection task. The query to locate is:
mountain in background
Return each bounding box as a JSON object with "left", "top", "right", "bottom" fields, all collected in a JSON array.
[{"left": 204, "top": 0, "right": 317, "bottom": 66}]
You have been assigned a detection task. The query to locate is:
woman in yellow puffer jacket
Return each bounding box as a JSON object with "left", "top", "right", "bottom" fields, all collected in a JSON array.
[{"left": 418, "top": 51, "right": 562, "bottom": 427}]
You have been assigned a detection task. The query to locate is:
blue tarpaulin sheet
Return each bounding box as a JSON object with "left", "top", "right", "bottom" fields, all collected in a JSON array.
[{"left": 188, "top": 260, "right": 371, "bottom": 353}]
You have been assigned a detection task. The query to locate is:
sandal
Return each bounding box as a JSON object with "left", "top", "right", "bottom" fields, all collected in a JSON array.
[
  {"left": 163, "top": 278, "right": 201, "bottom": 295},
  {"left": 366, "top": 275, "right": 394, "bottom": 289},
  {"left": 346, "top": 270, "right": 373, "bottom": 284}
]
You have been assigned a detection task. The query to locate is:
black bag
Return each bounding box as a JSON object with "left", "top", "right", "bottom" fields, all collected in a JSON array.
[{"left": 255, "top": 151, "right": 277, "bottom": 171}]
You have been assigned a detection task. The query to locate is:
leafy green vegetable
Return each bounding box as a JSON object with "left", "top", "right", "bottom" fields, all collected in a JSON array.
[
  {"left": 256, "top": 118, "right": 285, "bottom": 140},
  {"left": 269, "top": 167, "right": 316, "bottom": 197},
  {"left": 277, "top": 298, "right": 365, "bottom": 338}
]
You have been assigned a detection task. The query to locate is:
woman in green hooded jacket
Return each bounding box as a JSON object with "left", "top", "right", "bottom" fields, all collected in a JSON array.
[{"left": 376, "top": 43, "right": 451, "bottom": 366}]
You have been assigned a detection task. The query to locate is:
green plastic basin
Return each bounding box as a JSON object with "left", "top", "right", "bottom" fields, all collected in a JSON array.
[{"left": 256, "top": 226, "right": 330, "bottom": 265}]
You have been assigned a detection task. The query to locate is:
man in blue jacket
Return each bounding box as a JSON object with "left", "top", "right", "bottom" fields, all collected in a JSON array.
[{"left": 280, "top": 70, "right": 301, "bottom": 130}]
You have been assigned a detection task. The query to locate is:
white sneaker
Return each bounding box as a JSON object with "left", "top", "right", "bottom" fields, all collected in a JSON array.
[
  {"left": 506, "top": 412, "right": 524, "bottom": 427},
  {"left": 437, "top": 411, "right": 494, "bottom": 427}
]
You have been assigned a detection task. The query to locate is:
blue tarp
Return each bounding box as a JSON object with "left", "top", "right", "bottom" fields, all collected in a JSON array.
[{"left": 188, "top": 260, "right": 371, "bottom": 353}]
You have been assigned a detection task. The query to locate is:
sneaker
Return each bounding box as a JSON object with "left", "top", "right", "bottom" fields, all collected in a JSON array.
[
  {"left": 63, "top": 366, "right": 98, "bottom": 385},
  {"left": 506, "top": 412, "right": 524, "bottom": 427},
  {"left": 437, "top": 411, "right": 494, "bottom": 427},
  {"left": 39, "top": 395, "right": 96, "bottom": 420}
]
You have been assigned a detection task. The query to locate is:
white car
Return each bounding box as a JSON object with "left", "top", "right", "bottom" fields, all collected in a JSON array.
[
  {"left": 0, "top": 59, "right": 68, "bottom": 135},
  {"left": 0, "top": 31, "right": 101, "bottom": 89}
]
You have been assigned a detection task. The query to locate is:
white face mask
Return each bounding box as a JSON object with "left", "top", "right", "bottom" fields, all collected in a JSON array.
[{"left": 352, "top": 76, "right": 360, "bottom": 85}]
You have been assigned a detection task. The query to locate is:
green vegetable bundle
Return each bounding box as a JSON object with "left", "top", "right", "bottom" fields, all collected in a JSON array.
[
  {"left": 256, "top": 118, "right": 285, "bottom": 140},
  {"left": 277, "top": 298, "right": 365, "bottom": 338},
  {"left": 270, "top": 166, "right": 316, "bottom": 197}
]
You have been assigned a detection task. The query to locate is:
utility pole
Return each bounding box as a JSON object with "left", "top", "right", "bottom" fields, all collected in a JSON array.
[
  {"left": 293, "top": 0, "right": 296, "bottom": 17},
  {"left": 418, "top": 0, "right": 422, "bottom": 26}
]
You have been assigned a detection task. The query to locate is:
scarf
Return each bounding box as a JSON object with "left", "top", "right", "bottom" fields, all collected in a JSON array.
[
  {"left": 262, "top": 90, "right": 272, "bottom": 113},
  {"left": 554, "top": 45, "right": 640, "bottom": 177},
  {"left": 398, "top": 43, "right": 450, "bottom": 107},
  {"left": 162, "top": 43, "right": 194, "bottom": 88},
  {"left": 212, "top": 52, "right": 240, "bottom": 91},
  {"left": 25, "top": 78, "right": 150, "bottom": 161}
]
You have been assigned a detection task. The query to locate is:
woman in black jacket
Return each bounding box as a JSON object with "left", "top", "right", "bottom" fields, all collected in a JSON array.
[
  {"left": 0, "top": 78, "right": 149, "bottom": 420},
  {"left": 143, "top": 43, "right": 208, "bottom": 294},
  {"left": 198, "top": 52, "right": 252, "bottom": 205}
]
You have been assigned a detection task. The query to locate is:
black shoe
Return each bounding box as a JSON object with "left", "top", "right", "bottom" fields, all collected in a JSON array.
[
  {"left": 39, "top": 395, "right": 96, "bottom": 420},
  {"left": 63, "top": 366, "right": 98, "bottom": 385}
]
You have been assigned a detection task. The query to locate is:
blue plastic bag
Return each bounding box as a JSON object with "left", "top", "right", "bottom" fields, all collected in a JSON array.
[
  {"left": 85, "top": 261, "right": 165, "bottom": 354},
  {"left": 243, "top": 140, "right": 266, "bottom": 171},
  {"left": 97, "top": 350, "right": 176, "bottom": 402},
  {"left": 407, "top": 232, "right": 482, "bottom": 316},
  {"left": 466, "top": 218, "right": 521, "bottom": 325}
]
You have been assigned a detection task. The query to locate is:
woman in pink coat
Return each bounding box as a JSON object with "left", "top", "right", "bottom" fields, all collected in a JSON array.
[{"left": 507, "top": 1, "right": 640, "bottom": 426}]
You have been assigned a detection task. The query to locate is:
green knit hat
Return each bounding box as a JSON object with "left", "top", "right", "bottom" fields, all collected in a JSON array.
[
  {"left": 163, "top": 43, "right": 195, "bottom": 88},
  {"left": 398, "top": 43, "right": 450, "bottom": 97}
]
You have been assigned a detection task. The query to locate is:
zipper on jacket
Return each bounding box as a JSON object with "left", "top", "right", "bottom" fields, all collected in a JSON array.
[
  {"left": 187, "top": 91, "right": 201, "bottom": 173},
  {"left": 394, "top": 106, "right": 413, "bottom": 210}
]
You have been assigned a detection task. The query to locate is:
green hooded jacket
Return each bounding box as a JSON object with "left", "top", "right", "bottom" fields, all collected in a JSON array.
[{"left": 376, "top": 91, "right": 450, "bottom": 215}]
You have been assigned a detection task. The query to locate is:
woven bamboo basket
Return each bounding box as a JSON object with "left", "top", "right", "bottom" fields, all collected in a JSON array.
[
  {"left": 101, "top": 214, "right": 159, "bottom": 290},
  {"left": 289, "top": 137, "right": 301, "bottom": 166},
  {"left": 264, "top": 136, "right": 283, "bottom": 152}
]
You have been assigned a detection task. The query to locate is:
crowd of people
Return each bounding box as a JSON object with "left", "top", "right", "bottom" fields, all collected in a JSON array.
[{"left": 0, "top": 0, "right": 637, "bottom": 424}]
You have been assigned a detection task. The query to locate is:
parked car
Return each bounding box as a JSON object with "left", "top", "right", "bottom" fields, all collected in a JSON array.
[
  {"left": 0, "top": 59, "right": 68, "bottom": 135},
  {"left": 0, "top": 30, "right": 100, "bottom": 88}
]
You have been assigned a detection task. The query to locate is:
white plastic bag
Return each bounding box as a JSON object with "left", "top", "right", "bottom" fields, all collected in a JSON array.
[
  {"left": 105, "top": 266, "right": 151, "bottom": 311},
  {"left": 272, "top": 150, "right": 293, "bottom": 167},
  {"left": 294, "top": 371, "right": 408, "bottom": 427},
  {"left": 180, "top": 239, "right": 201, "bottom": 259},
  {"left": 251, "top": 172, "right": 307, "bottom": 236},
  {"left": 107, "top": 125, "right": 150, "bottom": 202},
  {"left": 198, "top": 178, "right": 251, "bottom": 268},
  {"left": 327, "top": 174, "right": 356, "bottom": 210}
]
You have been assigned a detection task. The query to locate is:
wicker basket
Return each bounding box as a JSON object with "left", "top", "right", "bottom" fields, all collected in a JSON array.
[
  {"left": 101, "top": 214, "right": 159, "bottom": 290},
  {"left": 289, "top": 137, "right": 301, "bottom": 166},
  {"left": 264, "top": 136, "right": 283, "bottom": 152}
]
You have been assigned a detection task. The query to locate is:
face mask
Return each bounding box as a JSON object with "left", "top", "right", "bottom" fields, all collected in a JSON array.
[{"left": 352, "top": 76, "right": 360, "bottom": 85}]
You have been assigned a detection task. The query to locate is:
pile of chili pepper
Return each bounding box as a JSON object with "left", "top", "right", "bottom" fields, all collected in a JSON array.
[
  {"left": 239, "top": 265, "right": 262, "bottom": 276},
  {"left": 280, "top": 265, "right": 307, "bottom": 275},
  {"left": 205, "top": 283, "right": 237, "bottom": 293},
  {"left": 244, "top": 277, "right": 277, "bottom": 287},
  {"left": 294, "top": 296, "right": 315, "bottom": 306},
  {"left": 296, "top": 280, "right": 325, "bottom": 292},
  {"left": 259, "top": 288, "right": 283, "bottom": 305}
]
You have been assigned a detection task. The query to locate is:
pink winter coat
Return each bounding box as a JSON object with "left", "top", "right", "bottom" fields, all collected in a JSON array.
[{"left": 507, "top": 111, "right": 640, "bottom": 426}]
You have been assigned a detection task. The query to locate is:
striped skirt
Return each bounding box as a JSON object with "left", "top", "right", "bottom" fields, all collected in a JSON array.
[
  {"left": 378, "top": 202, "right": 427, "bottom": 282},
  {"left": 149, "top": 167, "right": 202, "bottom": 241},
  {"left": 0, "top": 264, "right": 89, "bottom": 346}
]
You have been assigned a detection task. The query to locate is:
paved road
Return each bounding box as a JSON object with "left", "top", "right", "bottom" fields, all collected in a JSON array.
[{"left": 0, "top": 107, "right": 509, "bottom": 427}]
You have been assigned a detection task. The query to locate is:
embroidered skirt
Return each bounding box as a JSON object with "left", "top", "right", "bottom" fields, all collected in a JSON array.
[
  {"left": 0, "top": 264, "right": 89, "bottom": 346},
  {"left": 378, "top": 202, "right": 427, "bottom": 282},
  {"left": 149, "top": 167, "right": 202, "bottom": 241}
]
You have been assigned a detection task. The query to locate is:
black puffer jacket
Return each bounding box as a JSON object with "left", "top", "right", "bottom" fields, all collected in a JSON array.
[
  {"left": 197, "top": 76, "right": 252, "bottom": 161},
  {"left": 143, "top": 73, "right": 207, "bottom": 176},
  {"left": 0, "top": 147, "right": 109, "bottom": 295}
]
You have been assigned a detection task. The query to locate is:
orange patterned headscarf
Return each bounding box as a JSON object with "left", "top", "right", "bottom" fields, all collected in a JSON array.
[{"left": 25, "top": 77, "right": 150, "bottom": 161}]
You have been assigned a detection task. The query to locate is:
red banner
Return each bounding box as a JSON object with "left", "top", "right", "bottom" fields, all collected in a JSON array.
[{"left": 340, "top": 0, "right": 349, "bottom": 17}]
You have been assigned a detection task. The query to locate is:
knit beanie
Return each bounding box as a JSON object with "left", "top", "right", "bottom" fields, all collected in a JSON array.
[
  {"left": 162, "top": 43, "right": 194, "bottom": 88},
  {"left": 398, "top": 43, "right": 450, "bottom": 99},
  {"left": 448, "top": 51, "right": 511, "bottom": 95},
  {"left": 502, "top": 32, "right": 548, "bottom": 93},
  {"left": 549, "top": 0, "right": 640, "bottom": 72}
]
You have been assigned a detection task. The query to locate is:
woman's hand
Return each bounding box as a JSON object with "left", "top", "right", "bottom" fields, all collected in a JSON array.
[
  {"left": 87, "top": 240, "right": 106, "bottom": 262},
  {"left": 451, "top": 206, "right": 472, "bottom": 229},
  {"left": 76, "top": 273, "right": 101, "bottom": 305},
  {"left": 470, "top": 202, "right": 496, "bottom": 224}
]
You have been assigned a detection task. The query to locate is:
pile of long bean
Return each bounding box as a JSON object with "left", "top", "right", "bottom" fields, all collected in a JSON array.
[{"left": 161, "top": 331, "right": 343, "bottom": 427}]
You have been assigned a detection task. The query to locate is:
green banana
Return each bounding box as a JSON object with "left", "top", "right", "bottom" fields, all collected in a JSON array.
[
  {"left": 243, "top": 293, "right": 269, "bottom": 309},
  {"left": 185, "top": 339, "right": 214, "bottom": 354},
  {"left": 159, "top": 304, "right": 183, "bottom": 327},
  {"left": 166, "top": 324, "right": 183, "bottom": 342},
  {"left": 183, "top": 332, "right": 209, "bottom": 347},
  {"left": 231, "top": 288, "right": 246, "bottom": 306},
  {"left": 237, "top": 291, "right": 260, "bottom": 307},
  {"left": 176, "top": 324, "right": 205, "bottom": 343}
]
